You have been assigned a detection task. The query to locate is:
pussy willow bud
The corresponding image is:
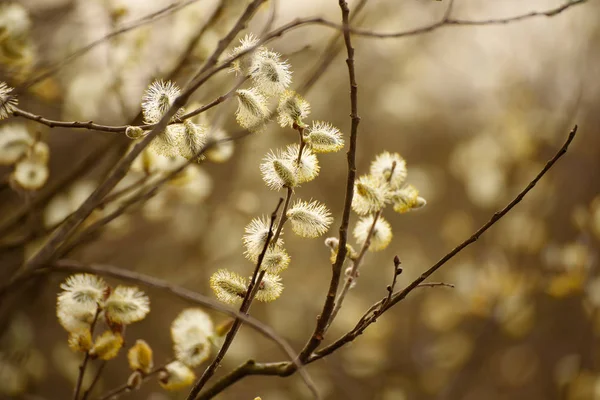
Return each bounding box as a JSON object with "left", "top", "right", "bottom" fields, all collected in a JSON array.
[{"left": 125, "top": 126, "right": 145, "bottom": 140}]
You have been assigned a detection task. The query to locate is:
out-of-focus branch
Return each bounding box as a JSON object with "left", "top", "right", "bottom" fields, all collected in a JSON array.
[
  {"left": 196, "top": 126, "right": 578, "bottom": 398},
  {"left": 1, "top": 258, "right": 303, "bottom": 365},
  {"left": 298, "top": 0, "right": 360, "bottom": 363},
  {"left": 167, "top": 0, "right": 227, "bottom": 81},
  {"left": 21, "top": 0, "right": 205, "bottom": 90},
  {"left": 21, "top": 0, "right": 266, "bottom": 272},
  {"left": 0, "top": 137, "right": 122, "bottom": 239}
]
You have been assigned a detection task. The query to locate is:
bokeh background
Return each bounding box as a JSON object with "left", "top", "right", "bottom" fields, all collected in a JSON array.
[{"left": 1, "top": 0, "right": 600, "bottom": 399}]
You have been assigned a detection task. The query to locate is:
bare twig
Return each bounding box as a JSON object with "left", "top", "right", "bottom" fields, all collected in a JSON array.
[
  {"left": 167, "top": 1, "right": 227, "bottom": 81},
  {"left": 299, "top": 0, "right": 360, "bottom": 363}
]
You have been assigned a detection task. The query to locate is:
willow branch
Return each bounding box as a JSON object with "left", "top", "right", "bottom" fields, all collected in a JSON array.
[
  {"left": 186, "top": 197, "right": 284, "bottom": 400},
  {"left": 196, "top": 125, "right": 578, "bottom": 398},
  {"left": 310, "top": 126, "right": 578, "bottom": 362},
  {"left": 298, "top": 0, "right": 360, "bottom": 363},
  {"left": 21, "top": 0, "right": 259, "bottom": 272}
]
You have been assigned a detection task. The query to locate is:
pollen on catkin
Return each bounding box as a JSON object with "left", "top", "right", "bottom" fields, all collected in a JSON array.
[
  {"left": 170, "top": 308, "right": 214, "bottom": 368},
  {"left": 260, "top": 245, "right": 291, "bottom": 273},
  {"left": 235, "top": 88, "right": 269, "bottom": 132},
  {"left": 283, "top": 144, "right": 319, "bottom": 184},
  {"left": 148, "top": 123, "right": 185, "bottom": 158},
  {"left": 178, "top": 120, "right": 207, "bottom": 161},
  {"left": 228, "top": 34, "right": 262, "bottom": 76},
  {"left": 210, "top": 269, "right": 247, "bottom": 304},
  {"left": 242, "top": 216, "right": 284, "bottom": 261},
  {"left": 324, "top": 237, "right": 357, "bottom": 264},
  {"left": 250, "top": 49, "right": 292, "bottom": 96},
  {"left": 392, "top": 184, "right": 427, "bottom": 213},
  {"left": 57, "top": 274, "right": 107, "bottom": 312},
  {"left": 277, "top": 90, "right": 310, "bottom": 128},
  {"left": 351, "top": 175, "right": 391, "bottom": 215},
  {"left": 256, "top": 273, "right": 283, "bottom": 302},
  {"left": 353, "top": 215, "right": 393, "bottom": 252},
  {"left": 90, "top": 331, "right": 124, "bottom": 360},
  {"left": 67, "top": 330, "right": 92, "bottom": 353},
  {"left": 0, "top": 82, "right": 18, "bottom": 120},
  {"left": 260, "top": 149, "right": 297, "bottom": 191},
  {"left": 303, "top": 121, "right": 344, "bottom": 153},
  {"left": 141, "top": 79, "right": 184, "bottom": 124},
  {"left": 104, "top": 285, "right": 150, "bottom": 325},
  {"left": 128, "top": 340, "right": 154, "bottom": 374},
  {"left": 370, "top": 151, "right": 408, "bottom": 189},
  {"left": 286, "top": 199, "right": 333, "bottom": 238},
  {"left": 159, "top": 361, "right": 196, "bottom": 391}
]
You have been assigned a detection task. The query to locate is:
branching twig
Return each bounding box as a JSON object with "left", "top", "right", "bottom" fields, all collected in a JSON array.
[{"left": 194, "top": 126, "right": 578, "bottom": 398}]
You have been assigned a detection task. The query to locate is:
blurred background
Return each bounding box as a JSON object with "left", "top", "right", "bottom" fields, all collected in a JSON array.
[{"left": 1, "top": 0, "right": 599, "bottom": 399}]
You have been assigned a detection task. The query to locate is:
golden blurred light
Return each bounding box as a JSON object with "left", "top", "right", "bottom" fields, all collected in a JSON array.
[{"left": 494, "top": 344, "right": 539, "bottom": 387}]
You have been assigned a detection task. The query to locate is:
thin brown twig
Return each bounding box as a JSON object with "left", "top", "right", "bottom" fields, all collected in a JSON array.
[
  {"left": 328, "top": 161, "right": 397, "bottom": 327},
  {"left": 298, "top": 0, "right": 360, "bottom": 363},
  {"left": 194, "top": 126, "right": 578, "bottom": 398},
  {"left": 95, "top": 365, "right": 165, "bottom": 400},
  {"left": 73, "top": 306, "right": 102, "bottom": 400},
  {"left": 185, "top": 197, "right": 284, "bottom": 399},
  {"left": 309, "top": 126, "right": 579, "bottom": 363},
  {"left": 81, "top": 361, "right": 106, "bottom": 400},
  {"left": 167, "top": 0, "right": 227, "bottom": 81}
]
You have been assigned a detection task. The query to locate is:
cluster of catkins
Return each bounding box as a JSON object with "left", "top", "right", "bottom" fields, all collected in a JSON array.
[
  {"left": 209, "top": 34, "right": 346, "bottom": 305},
  {"left": 0, "top": 83, "right": 49, "bottom": 192},
  {"left": 57, "top": 274, "right": 221, "bottom": 393},
  {"left": 326, "top": 152, "right": 427, "bottom": 264}
]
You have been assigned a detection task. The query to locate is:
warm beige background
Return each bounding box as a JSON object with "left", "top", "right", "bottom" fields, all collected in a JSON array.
[{"left": 1, "top": 0, "right": 600, "bottom": 399}]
